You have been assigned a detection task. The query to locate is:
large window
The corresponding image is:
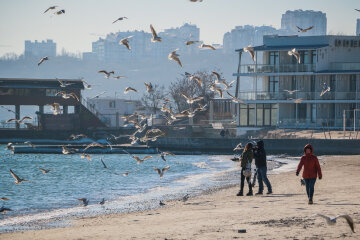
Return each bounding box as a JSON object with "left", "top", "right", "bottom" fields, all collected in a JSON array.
[
  {"left": 311, "top": 50, "right": 317, "bottom": 64},
  {"left": 269, "top": 77, "right": 279, "bottom": 92},
  {"left": 256, "top": 104, "right": 278, "bottom": 126},
  {"left": 239, "top": 104, "right": 255, "bottom": 126},
  {"left": 269, "top": 51, "right": 279, "bottom": 65}
]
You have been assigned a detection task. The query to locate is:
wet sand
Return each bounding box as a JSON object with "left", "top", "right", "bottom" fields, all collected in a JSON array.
[{"left": 1, "top": 155, "right": 360, "bottom": 240}]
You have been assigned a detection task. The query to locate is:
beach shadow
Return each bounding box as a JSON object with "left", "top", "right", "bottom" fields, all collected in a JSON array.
[{"left": 262, "top": 194, "right": 302, "bottom": 198}]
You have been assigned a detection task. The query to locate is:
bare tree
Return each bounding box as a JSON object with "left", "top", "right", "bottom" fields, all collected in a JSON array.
[
  {"left": 141, "top": 84, "right": 167, "bottom": 114},
  {"left": 169, "top": 71, "right": 219, "bottom": 113}
]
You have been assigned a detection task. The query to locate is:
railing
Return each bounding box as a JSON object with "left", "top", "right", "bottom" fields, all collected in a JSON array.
[
  {"left": 81, "top": 97, "right": 110, "bottom": 126},
  {"left": 330, "top": 62, "right": 360, "bottom": 71},
  {"left": 237, "top": 91, "right": 358, "bottom": 101},
  {"left": 239, "top": 64, "right": 316, "bottom": 74}
]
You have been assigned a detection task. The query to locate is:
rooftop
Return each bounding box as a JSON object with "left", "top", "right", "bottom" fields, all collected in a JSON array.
[{"left": 0, "top": 78, "right": 84, "bottom": 89}]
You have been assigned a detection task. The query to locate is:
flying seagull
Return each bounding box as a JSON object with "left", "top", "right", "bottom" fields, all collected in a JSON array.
[
  {"left": 78, "top": 198, "right": 89, "bottom": 206},
  {"left": 233, "top": 143, "right": 243, "bottom": 151},
  {"left": 6, "top": 116, "right": 33, "bottom": 124},
  {"left": 120, "top": 36, "right": 133, "bottom": 50},
  {"left": 1, "top": 197, "right": 10, "bottom": 201},
  {"left": 44, "top": 6, "right": 58, "bottom": 13},
  {"left": 58, "top": 79, "right": 74, "bottom": 88},
  {"left": 210, "top": 84, "right": 223, "bottom": 98},
  {"left": 113, "top": 75, "right": 126, "bottom": 79},
  {"left": 199, "top": 43, "right": 216, "bottom": 50},
  {"left": 288, "top": 48, "right": 301, "bottom": 64},
  {"left": 55, "top": 91, "right": 79, "bottom": 101},
  {"left": 355, "top": 9, "right": 360, "bottom": 12},
  {"left": 0, "top": 206, "right": 12, "bottom": 214},
  {"left": 181, "top": 93, "right": 203, "bottom": 104},
  {"left": 154, "top": 166, "right": 170, "bottom": 178},
  {"left": 38, "top": 56, "right": 49, "bottom": 66},
  {"left": 284, "top": 89, "right": 299, "bottom": 95},
  {"left": 297, "top": 26, "right": 314, "bottom": 33},
  {"left": 159, "top": 151, "right": 175, "bottom": 161},
  {"left": 243, "top": 45, "right": 256, "bottom": 62},
  {"left": 144, "top": 82, "right": 153, "bottom": 93},
  {"left": 168, "top": 49, "right": 182, "bottom": 67},
  {"left": 124, "top": 87, "right": 137, "bottom": 94},
  {"left": 313, "top": 214, "right": 355, "bottom": 233},
  {"left": 113, "top": 17, "right": 128, "bottom": 23},
  {"left": 227, "top": 91, "right": 247, "bottom": 104},
  {"left": 39, "top": 168, "right": 50, "bottom": 174},
  {"left": 54, "top": 9, "right": 65, "bottom": 15},
  {"left": 150, "top": 24, "right": 162, "bottom": 42},
  {"left": 98, "top": 70, "right": 115, "bottom": 79},
  {"left": 10, "top": 169, "right": 28, "bottom": 184},
  {"left": 186, "top": 40, "right": 200, "bottom": 45},
  {"left": 320, "top": 83, "right": 331, "bottom": 97},
  {"left": 132, "top": 155, "right": 152, "bottom": 164},
  {"left": 185, "top": 72, "right": 202, "bottom": 86}
]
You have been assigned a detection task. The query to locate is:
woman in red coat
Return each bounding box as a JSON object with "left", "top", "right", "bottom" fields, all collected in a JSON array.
[{"left": 296, "top": 144, "right": 322, "bottom": 204}]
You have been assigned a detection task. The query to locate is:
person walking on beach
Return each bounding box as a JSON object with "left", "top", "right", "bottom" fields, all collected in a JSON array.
[
  {"left": 254, "top": 140, "right": 272, "bottom": 195},
  {"left": 237, "top": 142, "right": 253, "bottom": 196},
  {"left": 296, "top": 144, "right": 322, "bottom": 204}
]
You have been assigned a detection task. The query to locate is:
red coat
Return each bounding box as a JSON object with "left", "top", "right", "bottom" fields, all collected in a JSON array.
[{"left": 296, "top": 144, "right": 322, "bottom": 179}]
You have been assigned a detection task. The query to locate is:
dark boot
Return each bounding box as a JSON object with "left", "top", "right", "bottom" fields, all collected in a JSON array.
[
  {"left": 236, "top": 190, "right": 243, "bottom": 196},
  {"left": 255, "top": 192, "right": 263, "bottom": 195},
  {"left": 308, "top": 198, "right": 313, "bottom": 204},
  {"left": 246, "top": 185, "right": 253, "bottom": 196}
]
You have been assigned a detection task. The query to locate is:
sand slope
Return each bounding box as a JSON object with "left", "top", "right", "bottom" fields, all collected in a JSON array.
[{"left": 2, "top": 155, "right": 360, "bottom": 240}]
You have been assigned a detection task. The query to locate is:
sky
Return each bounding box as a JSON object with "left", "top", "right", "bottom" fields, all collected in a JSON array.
[{"left": 0, "top": 0, "right": 359, "bottom": 56}]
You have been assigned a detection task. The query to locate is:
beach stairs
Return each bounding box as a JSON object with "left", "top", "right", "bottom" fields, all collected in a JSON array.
[{"left": 78, "top": 103, "right": 107, "bottom": 129}]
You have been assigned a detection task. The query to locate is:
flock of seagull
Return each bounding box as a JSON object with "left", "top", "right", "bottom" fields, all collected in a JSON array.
[{"left": 1, "top": 2, "right": 358, "bottom": 234}]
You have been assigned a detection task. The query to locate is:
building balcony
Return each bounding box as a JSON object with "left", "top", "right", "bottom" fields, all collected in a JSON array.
[
  {"left": 329, "top": 62, "right": 360, "bottom": 71},
  {"left": 237, "top": 91, "right": 358, "bottom": 101},
  {"left": 239, "top": 64, "right": 316, "bottom": 74}
]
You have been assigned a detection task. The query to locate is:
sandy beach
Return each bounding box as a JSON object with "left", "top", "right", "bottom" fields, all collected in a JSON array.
[{"left": 1, "top": 155, "right": 360, "bottom": 240}]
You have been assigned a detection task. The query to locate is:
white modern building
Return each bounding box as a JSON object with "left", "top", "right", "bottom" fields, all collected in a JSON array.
[
  {"left": 211, "top": 35, "right": 360, "bottom": 129},
  {"left": 281, "top": 10, "right": 327, "bottom": 36},
  {"left": 24, "top": 40, "right": 56, "bottom": 58}
]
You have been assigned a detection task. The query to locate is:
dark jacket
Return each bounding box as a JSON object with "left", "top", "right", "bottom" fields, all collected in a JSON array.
[
  {"left": 254, "top": 140, "right": 266, "bottom": 168},
  {"left": 241, "top": 148, "right": 253, "bottom": 168},
  {"left": 296, "top": 144, "right": 322, "bottom": 179}
]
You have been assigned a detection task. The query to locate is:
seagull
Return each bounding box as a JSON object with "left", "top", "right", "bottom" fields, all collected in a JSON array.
[
  {"left": 0, "top": 206, "right": 12, "bottom": 214},
  {"left": 297, "top": 26, "right": 314, "bottom": 33},
  {"left": 81, "top": 153, "right": 92, "bottom": 161},
  {"left": 120, "top": 36, "right": 133, "bottom": 50},
  {"left": 132, "top": 155, "right": 152, "bottom": 164},
  {"left": 100, "top": 158, "right": 108, "bottom": 168},
  {"left": 144, "top": 82, "right": 153, "bottom": 92},
  {"left": 210, "top": 84, "right": 223, "bottom": 98},
  {"left": 154, "top": 166, "right": 170, "bottom": 178},
  {"left": 78, "top": 198, "right": 89, "bottom": 207},
  {"left": 69, "top": 134, "right": 87, "bottom": 140},
  {"left": 168, "top": 49, "right": 182, "bottom": 67},
  {"left": 190, "top": 0, "right": 203, "bottom": 2},
  {"left": 313, "top": 214, "right": 355, "bottom": 233},
  {"left": 185, "top": 72, "right": 202, "bottom": 86},
  {"left": 320, "top": 83, "right": 331, "bottom": 96},
  {"left": 38, "top": 56, "right": 49, "bottom": 66},
  {"left": 227, "top": 92, "right": 247, "bottom": 104},
  {"left": 99, "top": 198, "right": 105, "bottom": 205},
  {"left": 112, "top": 17, "right": 128, "bottom": 23},
  {"left": 6, "top": 116, "right": 33, "bottom": 124},
  {"left": 292, "top": 98, "right": 303, "bottom": 103},
  {"left": 62, "top": 145, "right": 76, "bottom": 154},
  {"left": 9, "top": 169, "right": 28, "bottom": 184},
  {"left": 84, "top": 142, "right": 106, "bottom": 151},
  {"left": 82, "top": 80, "right": 92, "bottom": 89},
  {"left": 44, "top": 6, "right": 58, "bottom": 13},
  {"left": 243, "top": 45, "right": 256, "bottom": 62},
  {"left": 186, "top": 40, "right": 200, "bottom": 45},
  {"left": 212, "top": 71, "right": 225, "bottom": 84},
  {"left": 54, "top": 9, "right": 65, "bottom": 15},
  {"left": 90, "top": 91, "right": 107, "bottom": 99},
  {"left": 355, "top": 9, "right": 360, "bottom": 12},
  {"left": 39, "top": 168, "right": 50, "bottom": 174},
  {"left": 181, "top": 93, "right": 203, "bottom": 104},
  {"left": 194, "top": 103, "right": 208, "bottom": 112},
  {"left": 98, "top": 70, "right": 115, "bottom": 79},
  {"left": 159, "top": 151, "right": 175, "bottom": 161},
  {"left": 124, "top": 87, "right": 137, "bottom": 94},
  {"left": 180, "top": 109, "right": 197, "bottom": 118},
  {"left": 58, "top": 79, "right": 74, "bottom": 88},
  {"left": 284, "top": 89, "right": 299, "bottom": 95},
  {"left": 199, "top": 43, "right": 216, "bottom": 50},
  {"left": 288, "top": 48, "right": 301, "bottom": 64},
  {"left": 1, "top": 197, "right": 10, "bottom": 201},
  {"left": 24, "top": 141, "right": 35, "bottom": 148},
  {"left": 182, "top": 194, "right": 190, "bottom": 202},
  {"left": 219, "top": 80, "right": 235, "bottom": 90},
  {"left": 233, "top": 143, "right": 243, "bottom": 151},
  {"left": 113, "top": 75, "right": 126, "bottom": 79},
  {"left": 159, "top": 201, "right": 166, "bottom": 206},
  {"left": 55, "top": 91, "right": 79, "bottom": 101},
  {"left": 150, "top": 24, "right": 162, "bottom": 42}
]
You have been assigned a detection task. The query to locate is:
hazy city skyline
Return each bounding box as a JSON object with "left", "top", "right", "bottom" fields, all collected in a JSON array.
[{"left": 0, "top": 0, "right": 359, "bottom": 57}]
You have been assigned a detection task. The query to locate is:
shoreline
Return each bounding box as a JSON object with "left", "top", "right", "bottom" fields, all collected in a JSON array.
[{"left": 2, "top": 155, "right": 360, "bottom": 239}]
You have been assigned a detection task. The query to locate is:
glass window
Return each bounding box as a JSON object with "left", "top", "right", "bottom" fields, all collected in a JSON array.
[
  {"left": 330, "top": 75, "right": 336, "bottom": 91},
  {"left": 249, "top": 108, "right": 255, "bottom": 126},
  {"left": 311, "top": 50, "right": 317, "bottom": 64},
  {"left": 303, "top": 51, "right": 309, "bottom": 64},
  {"left": 271, "top": 104, "right": 278, "bottom": 126},
  {"left": 350, "top": 75, "right": 356, "bottom": 92},
  {"left": 257, "top": 104, "right": 263, "bottom": 126},
  {"left": 311, "top": 104, "right": 316, "bottom": 123},
  {"left": 269, "top": 51, "right": 279, "bottom": 65},
  {"left": 311, "top": 76, "right": 316, "bottom": 92},
  {"left": 269, "top": 77, "right": 279, "bottom": 92},
  {"left": 240, "top": 108, "right": 247, "bottom": 126}
]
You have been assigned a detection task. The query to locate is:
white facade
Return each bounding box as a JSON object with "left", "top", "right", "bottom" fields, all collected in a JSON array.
[
  {"left": 24, "top": 40, "right": 56, "bottom": 58},
  {"left": 281, "top": 10, "right": 327, "bottom": 36}
]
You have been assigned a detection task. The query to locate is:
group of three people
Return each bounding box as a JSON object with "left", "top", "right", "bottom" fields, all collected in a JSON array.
[{"left": 237, "top": 141, "right": 322, "bottom": 204}]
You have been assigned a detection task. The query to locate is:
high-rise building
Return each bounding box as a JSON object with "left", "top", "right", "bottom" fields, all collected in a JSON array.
[
  {"left": 281, "top": 10, "right": 327, "bottom": 36},
  {"left": 357, "top": 19, "right": 360, "bottom": 36},
  {"left": 24, "top": 39, "right": 56, "bottom": 58}
]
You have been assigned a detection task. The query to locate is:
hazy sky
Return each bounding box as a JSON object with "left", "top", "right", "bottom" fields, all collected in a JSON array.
[{"left": 0, "top": 0, "right": 359, "bottom": 56}]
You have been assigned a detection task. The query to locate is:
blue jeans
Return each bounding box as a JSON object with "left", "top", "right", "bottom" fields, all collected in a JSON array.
[
  {"left": 304, "top": 178, "right": 316, "bottom": 200},
  {"left": 257, "top": 167, "right": 272, "bottom": 193}
]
